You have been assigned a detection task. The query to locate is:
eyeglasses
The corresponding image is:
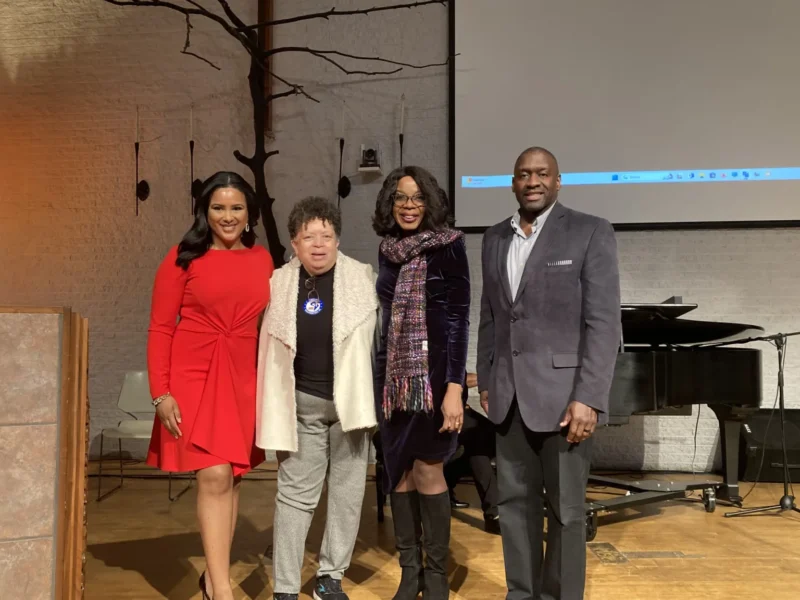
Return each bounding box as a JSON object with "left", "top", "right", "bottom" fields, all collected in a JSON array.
[
  {"left": 305, "top": 276, "right": 319, "bottom": 299},
  {"left": 392, "top": 192, "right": 425, "bottom": 207}
]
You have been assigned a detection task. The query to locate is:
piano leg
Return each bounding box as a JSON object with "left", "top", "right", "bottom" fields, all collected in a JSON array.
[{"left": 709, "top": 406, "right": 745, "bottom": 505}]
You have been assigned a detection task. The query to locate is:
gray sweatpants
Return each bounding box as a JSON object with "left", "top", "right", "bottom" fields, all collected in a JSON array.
[{"left": 273, "top": 390, "right": 371, "bottom": 594}]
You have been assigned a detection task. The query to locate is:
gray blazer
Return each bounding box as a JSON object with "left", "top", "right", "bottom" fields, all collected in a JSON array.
[{"left": 476, "top": 201, "right": 622, "bottom": 431}]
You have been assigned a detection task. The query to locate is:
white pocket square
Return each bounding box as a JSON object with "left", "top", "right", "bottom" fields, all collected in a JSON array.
[{"left": 547, "top": 259, "right": 572, "bottom": 267}]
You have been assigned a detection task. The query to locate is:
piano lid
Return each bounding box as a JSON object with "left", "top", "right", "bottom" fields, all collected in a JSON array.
[
  {"left": 620, "top": 299, "right": 764, "bottom": 345},
  {"left": 621, "top": 302, "right": 698, "bottom": 320}
]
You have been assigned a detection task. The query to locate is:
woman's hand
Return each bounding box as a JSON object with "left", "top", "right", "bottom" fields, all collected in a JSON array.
[
  {"left": 156, "top": 394, "right": 182, "bottom": 439},
  {"left": 439, "top": 383, "right": 464, "bottom": 433}
]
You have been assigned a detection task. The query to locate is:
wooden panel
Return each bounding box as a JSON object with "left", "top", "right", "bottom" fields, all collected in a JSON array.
[
  {"left": 54, "top": 307, "right": 73, "bottom": 600},
  {"left": 54, "top": 310, "right": 89, "bottom": 600},
  {"left": 0, "top": 306, "right": 65, "bottom": 314},
  {"left": 0, "top": 307, "right": 87, "bottom": 598}
]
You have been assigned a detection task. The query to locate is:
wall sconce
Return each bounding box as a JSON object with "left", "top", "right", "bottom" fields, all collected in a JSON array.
[
  {"left": 135, "top": 141, "right": 150, "bottom": 215},
  {"left": 337, "top": 136, "right": 351, "bottom": 208},
  {"left": 135, "top": 107, "right": 150, "bottom": 215}
]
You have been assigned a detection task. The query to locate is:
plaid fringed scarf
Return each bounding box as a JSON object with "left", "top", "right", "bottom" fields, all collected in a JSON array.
[{"left": 380, "top": 228, "right": 464, "bottom": 420}]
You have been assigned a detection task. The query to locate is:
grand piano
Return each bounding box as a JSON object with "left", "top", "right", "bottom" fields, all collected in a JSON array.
[{"left": 583, "top": 297, "right": 763, "bottom": 540}]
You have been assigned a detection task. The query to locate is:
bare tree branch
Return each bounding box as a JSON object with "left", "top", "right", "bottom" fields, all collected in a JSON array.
[
  {"left": 104, "top": 0, "right": 206, "bottom": 16},
  {"left": 239, "top": 0, "right": 447, "bottom": 30},
  {"left": 102, "top": 0, "right": 259, "bottom": 55},
  {"left": 215, "top": 0, "right": 249, "bottom": 30},
  {"left": 181, "top": 14, "right": 220, "bottom": 70},
  {"left": 234, "top": 148, "right": 279, "bottom": 169},
  {"left": 233, "top": 150, "right": 254, "bottom": 169},
  {"left": 267, "top": 47, "right": 450, "bottom": 76},
  {"left": 268, "top": 72, "right": 320, "bottom": 103},
  {"left": 265, "top": 89, "right": 299, "bottom": 101},
  {"left": 309, "top": 52, "right": 400, "bottom": 76},
  {"left": 103, "top": 0, "right": 451, "bottom": 267}
]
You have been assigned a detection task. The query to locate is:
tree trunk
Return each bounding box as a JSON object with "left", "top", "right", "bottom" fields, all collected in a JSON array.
[
  {"left": 235, "top": 30, "right": 286, "bottom": 267},
  {"left": 248, "top": 53, "right": 286, "bottom": 267}
]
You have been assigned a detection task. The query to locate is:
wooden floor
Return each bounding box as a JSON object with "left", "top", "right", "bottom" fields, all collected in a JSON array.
[{"left": 84, "top": 462, "right": 800, "bottom": 599}]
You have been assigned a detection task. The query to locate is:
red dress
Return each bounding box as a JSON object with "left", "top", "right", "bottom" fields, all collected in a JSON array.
[{"left": 146, "top": 244, "right": 273, "bottom": 476}]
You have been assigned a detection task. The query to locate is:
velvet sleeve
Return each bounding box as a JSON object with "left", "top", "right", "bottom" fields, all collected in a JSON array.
[
  {"left": 147, "top": 246, "right": 188, "bottom": 398},
  {"left": 443, "top": 237, "right": 471, "bottom": 386}
]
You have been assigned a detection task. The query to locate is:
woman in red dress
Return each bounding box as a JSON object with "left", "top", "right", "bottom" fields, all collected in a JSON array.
[{"left": 146, "top": 171, "right": 274, "bottom": 600}]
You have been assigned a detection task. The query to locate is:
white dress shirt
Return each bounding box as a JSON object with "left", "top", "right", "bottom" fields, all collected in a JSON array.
[{"left": 506, "top": 202, "right": 556, "bottom": 301}]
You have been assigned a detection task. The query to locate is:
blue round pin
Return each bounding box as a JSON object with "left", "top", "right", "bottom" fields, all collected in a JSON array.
[{"left": 304, "top": 298, "right": 323, "bottom": 315}]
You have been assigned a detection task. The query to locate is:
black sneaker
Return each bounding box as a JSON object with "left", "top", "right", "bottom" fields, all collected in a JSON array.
[
  {"left": 313, "top": 575, "right": 348, "bottom": 600},
  {"left": 274, "top": 594, "right": 298, "bottom": 600},
  {"left": 484, "top": 513, "right": 501, "bottom": 535},
  {"left": 449, "top": 491, "right": 470, "bottom": 509}
]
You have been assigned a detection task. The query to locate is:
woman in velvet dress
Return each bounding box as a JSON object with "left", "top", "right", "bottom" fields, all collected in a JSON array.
[
  {"left": 147, "top": 171, "right": 273, "bottom": 600},
  {"left": 373, "top": 166, "right": 470, "bottom": 600}
]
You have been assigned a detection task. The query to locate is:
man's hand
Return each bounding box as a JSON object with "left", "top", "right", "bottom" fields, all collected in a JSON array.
[
  {"left": 466, "top": 372, "right": 478, "bottom": 389},
  {"left": 479, "top": 390, "right": 489, "bottom": 414},
  {"left": 559, "top": 401, "right": 597, "bottom": 443}
]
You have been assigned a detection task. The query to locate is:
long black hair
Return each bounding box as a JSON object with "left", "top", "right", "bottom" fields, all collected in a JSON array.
[
  {"left": 176, "top": 171, "right": 259, "bottom": 269},
  {"left": 372, "top": 165, "right": 454, "bottom": 237}
]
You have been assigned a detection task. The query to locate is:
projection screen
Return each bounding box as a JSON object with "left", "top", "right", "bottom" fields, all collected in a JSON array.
[{"left": 450, "top": 0, "right": 800, "bottom": 229}]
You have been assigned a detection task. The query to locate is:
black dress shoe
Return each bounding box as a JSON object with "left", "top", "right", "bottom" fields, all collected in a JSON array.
[{"left": 484, "top": 514, "right": 501, "bottom": 535}]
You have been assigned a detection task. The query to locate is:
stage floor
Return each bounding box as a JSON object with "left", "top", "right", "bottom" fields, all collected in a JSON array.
[{"left": 84, "top": 463, "right": 800, "bottom": 599}]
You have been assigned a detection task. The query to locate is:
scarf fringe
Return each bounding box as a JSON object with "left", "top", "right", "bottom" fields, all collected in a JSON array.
[{"left": 382, "top": 374, "right": 434, "bottom": 421}]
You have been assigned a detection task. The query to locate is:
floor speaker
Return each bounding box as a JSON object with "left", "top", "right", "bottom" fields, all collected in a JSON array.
[{"left": 739, "top": 408, "right": 800, "bottom": 483}]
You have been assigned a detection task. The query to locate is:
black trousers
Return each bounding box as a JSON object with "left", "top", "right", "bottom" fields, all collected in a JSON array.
[
  {"left": 496, "top": 402, "right": 592, "bottom": 600},
  {"left": 444, "top": 407, "right": 498, "bottom": 518}
]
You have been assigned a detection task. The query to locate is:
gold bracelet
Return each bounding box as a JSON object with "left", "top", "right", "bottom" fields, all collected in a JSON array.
[{"left": 152, "top": 393, "right": 170, "bottom": 407}]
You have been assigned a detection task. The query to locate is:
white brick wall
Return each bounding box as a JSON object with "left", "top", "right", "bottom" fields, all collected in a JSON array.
[
  {"left": 3, "top": 0, "right": 798, "bottom": 471},
  {"left": 0, "top": 0, "right": 258, "bottom": 455}
]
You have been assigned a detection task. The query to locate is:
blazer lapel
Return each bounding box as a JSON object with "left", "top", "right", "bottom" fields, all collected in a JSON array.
[
  {"left": 513, "top": 202, "right": 567, "bottom": 305},
  {"left": 496, "top": 223, "right": 514, "bottom": 306}
]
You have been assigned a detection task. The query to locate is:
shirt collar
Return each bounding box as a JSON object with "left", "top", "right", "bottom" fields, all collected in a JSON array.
[{"left": 510, "top": 201, "right": 557, "bottom": 239}]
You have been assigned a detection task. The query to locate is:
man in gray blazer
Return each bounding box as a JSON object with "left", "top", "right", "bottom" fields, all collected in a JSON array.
[{"left": 477, "top": 147, "right": 621, "bottom": 600}]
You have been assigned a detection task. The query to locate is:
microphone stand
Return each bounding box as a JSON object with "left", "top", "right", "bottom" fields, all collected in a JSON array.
[{"left": 704, "top": 330, "right": 800, "bottom": 518}]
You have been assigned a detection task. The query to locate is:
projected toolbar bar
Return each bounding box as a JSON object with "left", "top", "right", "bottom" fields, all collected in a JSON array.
[{"left": 461, "top": 167, "right": 800, "bottom": 188}]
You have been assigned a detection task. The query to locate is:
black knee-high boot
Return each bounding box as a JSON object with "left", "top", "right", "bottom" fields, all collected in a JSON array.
[
  {"left": 418, "top": 491, "right": 451, "bottom": 599},
  {"left": 390, "top": 491, "right": 426, "bottom": 600}
]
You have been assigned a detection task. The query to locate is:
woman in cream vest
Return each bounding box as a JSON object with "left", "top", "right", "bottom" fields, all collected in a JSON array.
[{"left": 255, "top": 196, "right": 378, "bottom": 600}]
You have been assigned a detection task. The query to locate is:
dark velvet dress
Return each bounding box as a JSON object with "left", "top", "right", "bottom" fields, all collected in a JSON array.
[{"left": 375, "top": 237, "right": 471, "bottom": 491}]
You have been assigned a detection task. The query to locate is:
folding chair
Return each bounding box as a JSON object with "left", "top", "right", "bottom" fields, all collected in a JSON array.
[{"left": 96, "top": 370, "right": 193, "bottom": 501}]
